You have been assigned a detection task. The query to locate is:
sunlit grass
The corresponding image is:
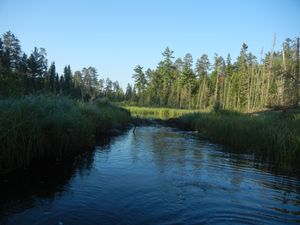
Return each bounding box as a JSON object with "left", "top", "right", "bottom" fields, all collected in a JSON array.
[
  {"left": 124, "top": 106, "right": 203, "bottom": 119},
  {"left": 0, "top": 95, "right": 131, "bottom": 173}
]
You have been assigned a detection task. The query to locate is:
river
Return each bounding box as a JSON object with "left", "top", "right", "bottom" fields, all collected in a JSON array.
[{"left": 0, "top": 126, "right": 300, "bottom": 225}]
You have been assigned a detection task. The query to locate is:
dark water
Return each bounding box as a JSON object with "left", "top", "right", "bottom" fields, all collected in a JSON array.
[{"left": 1, "top": 126, "right": 300, "bottom": 225}]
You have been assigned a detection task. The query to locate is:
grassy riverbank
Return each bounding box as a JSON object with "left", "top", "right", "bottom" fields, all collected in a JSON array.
[
  {"left": 0, "top": 96, "right": 131, "bottom": 173},
  {"left": 178, "top": 110, "right": 300, "bottom": 171},
  {"left": 119, "top": 105, "right": 300, "bottom": 171},
  {"left": 124, "top": 106, "right": 199, "bottom": 119}
]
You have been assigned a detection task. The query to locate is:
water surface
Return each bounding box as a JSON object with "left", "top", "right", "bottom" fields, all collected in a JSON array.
[{"left": 1, "top": 126, "right": 300, "bottom": 224}]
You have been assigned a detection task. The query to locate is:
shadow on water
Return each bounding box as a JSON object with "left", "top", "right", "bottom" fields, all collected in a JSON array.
[
  {"left": 0, "top": 134, "right": 116, "bottom": 221},
  {"left": 0, "top": 156, "right": 84, "bottom": 218}
]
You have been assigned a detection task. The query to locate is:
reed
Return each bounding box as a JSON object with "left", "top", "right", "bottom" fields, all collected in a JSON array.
[
  {"left": 0, "top": 95, "right": 131, "bottom": 173},
  {"left": 178, "top": 110, "right": 300, "bottom": 171},
  {"left": 124, "top": 106, "right": 199, "bottom": 119}
]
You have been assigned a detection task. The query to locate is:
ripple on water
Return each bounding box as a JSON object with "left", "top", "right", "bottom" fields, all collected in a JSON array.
[{"left": 1, "top": 126, "right": 300, "bottom": 225}]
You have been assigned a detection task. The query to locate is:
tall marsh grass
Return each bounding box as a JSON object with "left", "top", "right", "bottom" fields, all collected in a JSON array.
[
  {"left": 0, "top": 95, "right": 131, "bottom": 173},
  {"left": 125, "top": 106, "right": 199, "bottom": 119},
  {"left": 178, "top": 110, "right": 300, "bottom": 171}
]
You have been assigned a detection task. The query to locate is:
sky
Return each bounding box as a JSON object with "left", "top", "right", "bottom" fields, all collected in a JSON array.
[{"left": 0, "top": 0, "right": 300, "bottom": 88}]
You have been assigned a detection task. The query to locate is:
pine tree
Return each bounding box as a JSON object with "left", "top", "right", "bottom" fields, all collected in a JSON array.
[
  {"left": 48, "top": 62, "right": 56, "bottom": 93},
  {"left": 125, "top": 83, "right": 133, "bottom": 101},
  {"left": 63, "top": 65, "right": 73, "bottom": 95},
  {"left": 2, "top": 31, "right": 21, "bottom": 72},
  {"left": 82, "top": 67, "right": 99, "bottom": 101},
  {"left": 73, "top": 70, "right": 83, "bottom": 99},
  {"left": 55, "top": 73, "right": 60, "bottom": 94},
  {"left": 104, "top": 78, "right": 113, "bottom": 98},
  {"left": 132, "top": 65, "right": 147, "bottom": 103},
  {"left": 161, "top": 47, "right": 174, "bottom": 106},
  {"left": 19, "top": 53, "right": 28, "bottom": 93},
  {"left": 27, "top": 47, "right": 47, "bottom": 91},
  {"left": 195, "top": 54, "right": 210, "bottom": 109}
]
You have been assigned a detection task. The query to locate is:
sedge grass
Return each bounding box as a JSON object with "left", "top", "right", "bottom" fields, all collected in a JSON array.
[
  {"left": 178, "top": 110, "right": 300, "bottom": 171},
  {"left": 124, "top": 106, "right": 201, "bottom": 119},
  {"left": 0, "top": 95, "right": 131, "bottom": 173}
]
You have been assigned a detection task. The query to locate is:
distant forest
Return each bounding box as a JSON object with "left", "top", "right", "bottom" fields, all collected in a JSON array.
[
  {"left": 0, "top": 31, "right": 299, "bottom": 111},
  {"left": 0, "top": 31, "right": 124, "bottom": 101}
]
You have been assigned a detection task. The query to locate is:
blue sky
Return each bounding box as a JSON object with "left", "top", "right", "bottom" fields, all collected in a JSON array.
[{"left": 0, "top": 0, "right": 299, "bottom": 88}]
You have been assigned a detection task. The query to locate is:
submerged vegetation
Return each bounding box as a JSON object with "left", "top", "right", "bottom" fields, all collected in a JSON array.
[
  {"left": 178, "top": 110, "right": 300, "bottom": 171},
  {"left": 0, "top": 96, "right": 131, "bottom": 173}
]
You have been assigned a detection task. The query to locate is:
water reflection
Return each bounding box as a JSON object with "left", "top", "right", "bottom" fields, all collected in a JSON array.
[
  {"left": 0, "top": 126, "right": 300, "bottom": 225},
  {"left": 0, "top": 148, "right": 96, "bottom": 220}
]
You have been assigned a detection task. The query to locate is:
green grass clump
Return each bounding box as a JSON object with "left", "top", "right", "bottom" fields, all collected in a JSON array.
[
  {"left": 124, "top": 106, "right": 199, "bottom": 119},
  {"left": 0, "top": 95, "right": 131, "bottom": 173},
  {"left": 178, "top": 110, "right": 300, "bottom": 171}
]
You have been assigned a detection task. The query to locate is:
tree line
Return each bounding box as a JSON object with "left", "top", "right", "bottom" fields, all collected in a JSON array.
[
  {"left": 132, "top": 36, "right": 300, "bottom": 111},
  {"left": 1, "top": 31, "right": 299, "bottom": 111},
  {"left": 0, "top": 31, "right": 128, "bottom": 101}
]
